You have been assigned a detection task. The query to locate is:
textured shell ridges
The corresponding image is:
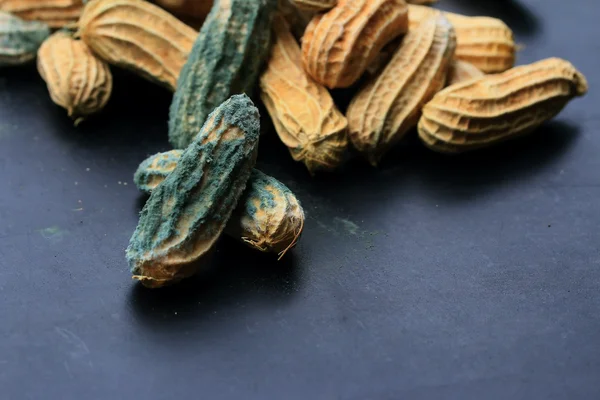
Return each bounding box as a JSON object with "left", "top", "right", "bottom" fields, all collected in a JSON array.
[
  {"left": 37, "top": 31, "right": 113, "bottom": 122},
  {"left": 408, "top": 4, "right": 516, "bottom": 73},
  {"left": 0, "top": 0, "right": 83, "bottom": 28},
  {"left": 301, "top": 0, "right": 409, "bottom": 89},
  {"left": 78, "top": 0, "right": 198, "bottom": 91},
  {"left": 260, "top": 14, "right": 348, "bottom": 174},
  {"left": 347, "top": 14, "right": 456, "bottom": 165},
  {"left": 418, "top": 58, "right": 588, "bottom": 153}
]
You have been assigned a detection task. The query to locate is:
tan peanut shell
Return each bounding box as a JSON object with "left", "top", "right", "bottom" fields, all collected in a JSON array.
[
  {"left": 347, "top": 15, "right": 455, "bottom": 165},
  {"left": 291, "top": 0, "right": 336, "bottom": 12},
  {"left": 302, "top": 0, "right": 409, "bottom": 89},
  {"left": 37, "top": 31, "right": 112, "bottom": 124},
  {"left": 260, "top": 14, "right": 349, "bottom": 173},
  {"left": 418, "top": 58, "right": 588, "bottom": 153},
  {"left": 0, "top": 0, "right": 83, "bottom": 29},
  {"left": 78, "top": 0, "right": 197, "bottom": 91},
  {"left": 447, "top": 59, "right": 484, "bottom": 85},
  {"left": 408, "top": 4, "right": 515, "bottom": 73}
]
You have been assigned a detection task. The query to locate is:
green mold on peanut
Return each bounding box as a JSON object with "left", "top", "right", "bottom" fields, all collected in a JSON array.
[
  {"left": 134, "top": 152, "right": 305, "bottom": 258},
  {"left": 133, "top": 149, "right": 183, "bottom": 194},
  {"left": 0, "top": 11, "right": 50, "bottom": 67},
  {"left": 168, "top": 0, "right": 276, "bottom": 149},
  {"left": 127, "top": 94, "right": 260, "bottom": 288}
]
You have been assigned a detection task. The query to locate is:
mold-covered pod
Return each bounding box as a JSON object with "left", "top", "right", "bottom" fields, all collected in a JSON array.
[
  {"left": 134, "top": 151, "right": 305, "bottom": 258},
  {"left": 127, "top": 94, "right": 260, "bottom": 288},
  {"left": 0, "top": 11, "right": 49, "bottom": 67},
  {"left": 168, "top": 0, "right": 277, "bottom": 149}
]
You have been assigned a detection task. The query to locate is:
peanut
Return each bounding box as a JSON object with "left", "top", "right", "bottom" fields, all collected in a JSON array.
[
  {"left": 418, "top": 58, "right": 588, "bottom": 153},
  {"left": 0, "top": 11, "right": 49, "bottom": 67},
  {"left": 260, "top": 14, "right": 349, "bottom": 173},
  {"left": 301, "top": 0, "right": 409, "bottom": 89},
  {"left": 0, "top": 0, "right": 82, "bottom": 29},
  {"left": 168, "top": 0, "right": 276, "bottom": 149},
  {"left": 77, "top": 0, "right": 197, "bottom": 91},
  {"left": 127, "top": 95, "right": 260, "bottom": 288},
  {"left": 37, "top": 31, "right": 112, "bottom": 124},
  {"left": 408, "top": 4, "right": 516, "bottom": 73},
  {"left": 347, "top": 15, "right": 455, "bottom": 165},
  {"left": 134, "top": 151, "right": 305, "bottom": 257}
]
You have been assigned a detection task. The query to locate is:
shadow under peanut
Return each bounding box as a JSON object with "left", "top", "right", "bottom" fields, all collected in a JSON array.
[{"left": 127, "top": 236, "right": 303, "bottom": 332}]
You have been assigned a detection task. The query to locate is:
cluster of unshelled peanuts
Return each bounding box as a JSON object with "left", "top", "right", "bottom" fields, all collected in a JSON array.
[{"left": 0, "top": 0, "right": 588, "bottom": 287}]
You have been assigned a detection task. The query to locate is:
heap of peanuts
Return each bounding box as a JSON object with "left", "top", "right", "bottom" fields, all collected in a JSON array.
[{"left": 0, "top": 0, "right": 589, "bottom": 287}]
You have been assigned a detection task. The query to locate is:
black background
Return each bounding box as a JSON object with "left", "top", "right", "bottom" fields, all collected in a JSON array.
[{"left": 1, "top": 1, "right": 599, "bottom": 399}]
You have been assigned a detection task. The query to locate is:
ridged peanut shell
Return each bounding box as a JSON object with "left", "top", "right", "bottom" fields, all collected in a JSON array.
[
  {"left": 261, "top": 15, "right": 348, "bottom": 173},
  {"left": 78, "top": 0, "right": 197, "bottom": 91},
  {"left": 418, "top": 58, "right": 588, "bottom": 153},
  {"left": 408, "top": 4, "right": 515, "bottom": 73},
  {"left": 0, "top": 0, "right": 82, "bottom": 28},
  {"left": 447, "top": 59, "right": 483, "bottom": 86},
  {"left": 301, "top": 0, "right": 409, "bottom": 89},
  {"left": 134, "top": 152, "right": 305, "bottom": 257},
  {"left": 0, "top": 11, "right": 49, "bottom": 66},
  {"left": 37, "top": 31, "right": 112, "bottom": 123},
  {"left": 347, "top": 15, "right": 455, "bottom": 165},
  {"left": 291, "top": 0, "right": 336, "bottom": 12},
  {"left": 127, "top": 95, "right": 260, "bottom": 288}
]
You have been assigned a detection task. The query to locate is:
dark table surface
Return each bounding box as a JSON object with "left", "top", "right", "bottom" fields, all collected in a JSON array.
[{"left": 2, "top": 1, "right": 599, "bottom": 399}]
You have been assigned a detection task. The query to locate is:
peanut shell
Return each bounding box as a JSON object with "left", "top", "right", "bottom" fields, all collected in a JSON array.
[
  {"left": 37, "top": 31, "right": 112, "bottom": 123},
  {"left": 0, "top": 0, "right": 82, "bottom": 29},
  {"left": 78, "top": 0, "right": 197, "bottom": 91},
  {"left": 301, "top": 0, "right": 409, "bottom": 89},
  {"left": 134, "top": 151, "right": 304, "bottom": 257},
  {"left": 347, "top": 15, "right": 455, "bottom": 165},
  {"left": 168, "top": 0, "right": 276, "bottom": 149},
  {"left": 418, "top": 58, "right": 588, "bottom": 153},
  {"left": 127, "top": 95, "right": 260, "bottom": 288},
  {"left": 260, "top": 14, "right": 348, "bottom": 173},
  {"left": 408, "top": 4, "right": 516, "bottom": 73}
]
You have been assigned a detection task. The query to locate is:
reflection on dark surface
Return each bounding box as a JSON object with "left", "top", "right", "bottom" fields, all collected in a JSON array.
[{"left": 129, "top": 238, "right": 302, "bottom": 328}]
